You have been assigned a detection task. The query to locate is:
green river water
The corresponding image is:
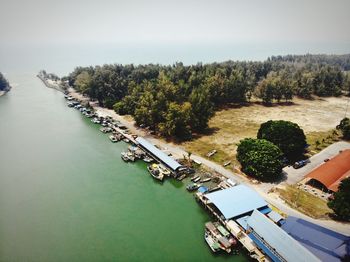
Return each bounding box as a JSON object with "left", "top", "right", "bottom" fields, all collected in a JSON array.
[{"left": 0, "top": 73, "right": 248, "bottom": 261}]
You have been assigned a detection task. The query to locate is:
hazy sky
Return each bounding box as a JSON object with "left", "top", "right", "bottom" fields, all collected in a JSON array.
[{"left": 1, "top": 0, "right": 349, "bottom": 47}]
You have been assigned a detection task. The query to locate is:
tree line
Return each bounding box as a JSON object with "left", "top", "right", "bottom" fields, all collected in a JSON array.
[{"left": 66, "top": 54, "right": 350, "bottom": 140}]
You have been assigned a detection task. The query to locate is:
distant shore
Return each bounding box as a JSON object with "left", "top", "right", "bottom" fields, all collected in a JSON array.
[{"left": 37, "top": 72, "right": 65, "bottom": 93}]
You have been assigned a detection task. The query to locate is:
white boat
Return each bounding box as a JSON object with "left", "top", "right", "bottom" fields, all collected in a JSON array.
[
  {"left": 159, "top": 164, "right": 171, "bottom": 176},
  {"left": 143, "top": 157, "right": 153, "bottom": 163},
  {"left": 205, "top": 231, "right": 220, "bottom": 253},
  {"left": 207, "top": 150, "right": 217, "bottom": 157},
  {"left": 147, "top": 164, "right": 164, "bottom": 181},
  {"left": 191, "top": 175, "right": 200, "bottom": 182},
  {"left": 109, "top": 135, "right": 118, "bottom": 143}
]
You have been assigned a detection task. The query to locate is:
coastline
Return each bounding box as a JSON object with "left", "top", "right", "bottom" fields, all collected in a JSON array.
[{"left": 37, "top": 74, "right": 64, "bottom": 93}]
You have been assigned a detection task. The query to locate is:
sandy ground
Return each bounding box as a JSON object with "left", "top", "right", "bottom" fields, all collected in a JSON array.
[{"left": 183, "top": 97, "right": 350, "bottom": 161}]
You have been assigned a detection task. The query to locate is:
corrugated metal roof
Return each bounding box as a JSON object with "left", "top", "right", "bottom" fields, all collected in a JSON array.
[
  {"left": 247, "top": 210, "right": 320, "bottom": 262},
  {"left": 135, "top": 137, "right": 183, "bottom": 171},
  {"left": 307, "top": 149, "right": 350, "bottom": 192},
  {"left": 281, "top": 216, "right": 350, "bottom": 262},
  {"left": 205, "top": 185, "right": 268, "bottom": 219},
  {"left": 226, "top": 220, "right": 241, "bottom": 236},
  {"left": 267, "top": 211, "right": 284, "bottom": 223}
]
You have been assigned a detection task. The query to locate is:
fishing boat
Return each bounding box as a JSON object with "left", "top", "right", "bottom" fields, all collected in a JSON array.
[
  {"left": 191, "top": 175, "right": 200, "bottom": 182},
  {"left": 186, "top": 183, "right": 201, "bottom": 191},
  {"left": 121, "top": 152, "right": 136, "bottom": 162},
  {"left": 206, "top": 149, "right": 217, "bottom": 157},
  {"left": 109, "top": 135, "right": 118, "bottom": 143},
  {"left": 143, "top": 156, "right": 153, "bottom": 163},
  {"left": 177, "top": 174, "right": 186, "bottom": 181},
  {"left": 121, "top": 152, "right": 129, "bottom": 162},
  {"left": 100, "top": 127, "right": 113, "bottom": 133},
  {"left": 147, "top": 164, "right": 164, "bottom": 181},
  {"left": 200, "top": 178, "right": 211, "bottom": 183},
  {"left": 223, "top": 161, "right": 231, "bottom": 167},
  {"left": 123, "top": 138, "right": 130, "bottom": 143},
  {"left": 126, "top": 152, "right": 135, "bottom": 162},
  {"left": 159, "top": 164, "right": 171, "bottom": 176},
  {"left": 204, "top": 231, "right": 220, "bottom": 253},
  {"left": 192, "top": 176, "right": 201, "bottom": 183}
]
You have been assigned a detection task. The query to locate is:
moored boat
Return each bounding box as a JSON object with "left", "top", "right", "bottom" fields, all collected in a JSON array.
[
  {"left": 121, "top": 152, "right": 129, "bottom": 162},
  {"left": 205, "top": 231, "right": 220, "bottom": 253},
  {"left": 143, "top": 156, "right": 153, "bottom": 163},
  {"left": 159, "top": 164, "right": 171, "bottom": 176},
  {"left": 100, "top": 127, "right": 113, "bottom": 133},
  {"left": 147, "top": 163, "right": 164, "bottom": 181},
  {"left": 191, "top": 175, "right": 200, "bottom": 182},
  {"left": 192, "top": 176, "right": 201, "bottom": 183},
  {"left": 109, "top": 135, "right": 118, "bottom": 143},
  {"left": 186, "top": 183, "right": 201, "bottom": 191}
]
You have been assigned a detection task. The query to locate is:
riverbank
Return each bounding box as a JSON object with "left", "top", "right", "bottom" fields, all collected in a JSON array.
[
  {"left": 37, "top": 72, "right": 65, "bottom": 93},
  {"left": 67, "top": 88, "right": 350, "bottom": 236}
]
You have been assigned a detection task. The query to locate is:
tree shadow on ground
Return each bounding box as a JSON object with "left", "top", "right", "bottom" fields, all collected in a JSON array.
[{"left": 257, "top": 170, "right": 288, "bottom": 184}]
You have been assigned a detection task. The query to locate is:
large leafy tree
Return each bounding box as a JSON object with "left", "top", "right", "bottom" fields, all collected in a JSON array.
[
  {"left": 328, "top": 177, "right": 350, "bottom": 221},
  {"left": 257, "top": 120, "right": 306, "bottom": 160},
  {"left": 158, "top": 102, "right": 192, "bottom": 139},
  {"left": 336, "top": 118, "right": 350, "bottom": 140},
  {"left": 237, "top": 138, "right": 283, "bottom": 180},
  {"left": 66, "top": 54, "right": 350, "bottom": 140}
]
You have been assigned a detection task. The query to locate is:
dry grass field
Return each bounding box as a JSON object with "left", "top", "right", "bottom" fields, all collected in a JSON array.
[
  {"left": 182, "top": 96, "right": 350, "bottom": 166},
  {"left": 276, "top": 185, "right": 333, "bottom": 219}
]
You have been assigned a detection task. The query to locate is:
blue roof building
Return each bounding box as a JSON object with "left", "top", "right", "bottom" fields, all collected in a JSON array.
[
  {"left": 135, "top": 137, "right": 184, "bottom": 172},
  {"left": 281, "top": 216, "right": 350, "bottom": 262},
  {"left": 247, "top": 210, "right": 320, "bottom": 262},
  {"left": 205, "top": 185, "right": 269, "bottom": 220}
]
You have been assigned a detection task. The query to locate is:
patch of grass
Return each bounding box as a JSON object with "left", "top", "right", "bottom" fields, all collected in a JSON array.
[
  {"left": 306, "top": 129, "right": 341, "bottom": 155},
  {"left": 276, "top": 185, "right": 332, "bottom": 219},
  {"left": 183, "top": 140, "right": 232, "bottom": 165}
]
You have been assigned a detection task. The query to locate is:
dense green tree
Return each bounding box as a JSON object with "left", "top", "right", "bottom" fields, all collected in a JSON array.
[
  {"left": 237, "top": 138, "right": 283, "bottom": 180},
  {"left": 255, "top": 77, "right": 275, "bottom": 104},
  {"left": 189, "top": 84, "right": 214, "bottom": 131},
  {"left": 66, "top": 54, "right": 350, "bottom": 140},
  {"left": 158, "top": 102, "right": 192, "bottom": 139},
  {"left": 74, "top": 71, "right": 92, "bottom": 94},
  {"left": 336, "top": 117, "right": 350, "bottom": 140},
  {"left": 328, "top": 177, "right": 350, "bottom": 221},
  {"left": 257, "top": 120, "right": 306, "bottom": 160}
]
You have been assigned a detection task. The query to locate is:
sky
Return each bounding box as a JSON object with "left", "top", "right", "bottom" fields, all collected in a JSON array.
[
  {"left": 1, "top": 0, "right": 349, "bottom": 47},
  {"left": 0, "top": 0, "right": 349, "bottom": 70}
]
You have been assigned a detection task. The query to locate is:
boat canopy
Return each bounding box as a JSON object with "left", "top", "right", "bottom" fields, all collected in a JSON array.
[{"left": 136, "top": 137, "right": 184, "bottom": 172}]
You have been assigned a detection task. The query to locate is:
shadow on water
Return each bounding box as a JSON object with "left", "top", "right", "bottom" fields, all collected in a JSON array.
[{"left": 169, "top": 178, "right": 184, "bottom": 189}]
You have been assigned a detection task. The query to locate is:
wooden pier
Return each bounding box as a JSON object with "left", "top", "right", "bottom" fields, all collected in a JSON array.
[{"left": 195, "top": 192, "right": 266, "bottom": 261}]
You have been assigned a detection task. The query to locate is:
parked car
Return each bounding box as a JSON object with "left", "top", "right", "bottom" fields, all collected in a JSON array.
[{"left": 293, "top": 160, "right": 308, "bottom": 169}]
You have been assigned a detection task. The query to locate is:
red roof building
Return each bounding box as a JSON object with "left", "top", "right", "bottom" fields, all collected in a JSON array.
[{"left": 306, "top": 149, "right": 350, "bottom": 192}]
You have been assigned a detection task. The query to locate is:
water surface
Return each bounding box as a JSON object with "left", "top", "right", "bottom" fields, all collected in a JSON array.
[{"left": 0, "top": 73, "right": 247, "bottom": 261}]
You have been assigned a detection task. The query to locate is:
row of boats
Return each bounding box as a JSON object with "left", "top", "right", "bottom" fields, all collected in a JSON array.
[
  {"left": 186, "top": 175, "right": 212, "bottom": 191},
  {"left": 120, "top": 146, "right": 171, "bottom": 182},
  {"left": 205, "top": 221, "right": 237, "bottom": 254}
]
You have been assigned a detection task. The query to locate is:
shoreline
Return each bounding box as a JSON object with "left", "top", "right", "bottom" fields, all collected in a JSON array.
[
  {"left": 37, "top": 74, "right": 64, "bottom": 93},
  {"left": 66, "top": 88, "right": 350, "bottom": 235}
]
